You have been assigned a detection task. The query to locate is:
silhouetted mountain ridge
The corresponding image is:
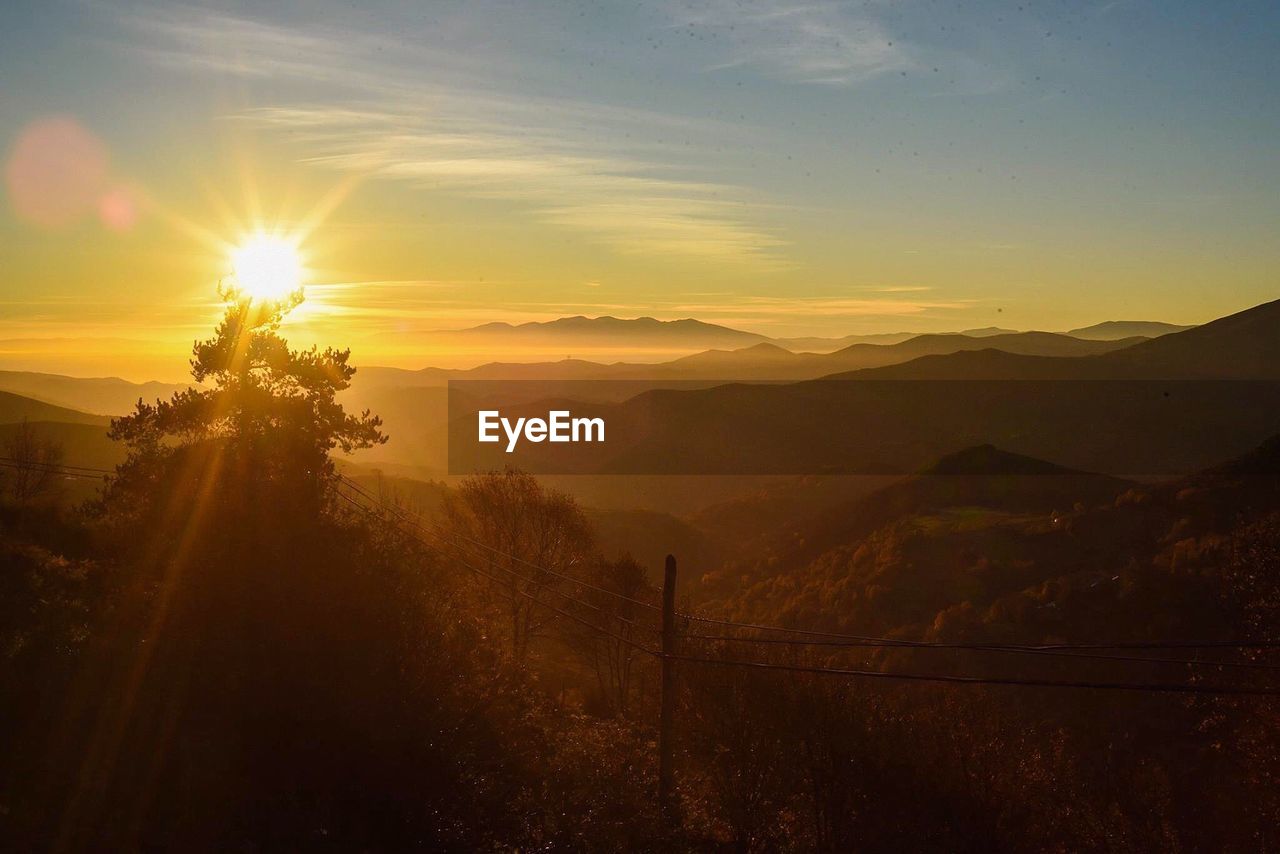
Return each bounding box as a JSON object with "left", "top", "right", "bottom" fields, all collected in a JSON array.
[
  {"left": 838, "top": 298, "right": 1280, "bottom": 380},
  {"left": 0, "top": 390, "right": 109, "bottom": 426},
  {"left": 1066, "top": 320, "right": 1195, "bottom": 340},
  {"left": 923, "top": 444, "right": 1091, "bottom": 476},
  {"left": 355, "top": 330, "right": 1148, "bottom": 391},
  {"left": 0, "top": 371, "right": 190, "bottom": 416},
  {"left": 428, "top": 313, "right": 1190, "bottom": 358}
]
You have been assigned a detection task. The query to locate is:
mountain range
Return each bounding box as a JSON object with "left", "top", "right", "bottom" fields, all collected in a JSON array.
[
  {"left": 453, "top": 298, "right": 1280, "bottom": 478},
  {"left": 0, "top": 305, "right": 1262, "bottom": 484},
  {"left": 839, "top": 297, "right": 1280, "bottom": 380},
  {"left": 0, "top": 313, "right": 1194, "bottom": 416},
  {"left": 351, "top": 330, "right": 1150, "bottom": 391},
  {"left": 432, "top": 314, "right": 1190, "bottom": 356}
]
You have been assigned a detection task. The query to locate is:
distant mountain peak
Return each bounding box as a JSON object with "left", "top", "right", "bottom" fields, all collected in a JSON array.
[
  {"left": 438, "top": 315, "right": 771, "bottom": 351},
  {"left": 738, "top": 342, "right": 792, "bottom": 355},
  {"left": 958, "top": 326, "right": 1019, "bottom": 337},
  {"left": 1066, "top": 320, "right": 1195, "bottom": 340},
  {"left": 923, "top": 444, "right": 1084, "bottom": 476}
]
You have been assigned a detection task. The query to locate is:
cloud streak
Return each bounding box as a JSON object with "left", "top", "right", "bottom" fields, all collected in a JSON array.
[
  {"left": 680, "top": 0, "right": 913, "bottom": 85},
  {"left": 291, "top": 280, "right": 967, "bottom": 333},
  {"left": 115, "top": 5, "right": 786, "bottom": 265}
]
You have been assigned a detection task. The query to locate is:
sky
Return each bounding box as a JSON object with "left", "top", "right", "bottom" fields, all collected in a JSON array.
[{"left": 1, "top": 0, "right": 1277, "bottom": 380}]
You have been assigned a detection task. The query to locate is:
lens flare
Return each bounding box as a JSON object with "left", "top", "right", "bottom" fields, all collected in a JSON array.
[{"left": 5, "top": 116, "right": 109, "bottom": 228}]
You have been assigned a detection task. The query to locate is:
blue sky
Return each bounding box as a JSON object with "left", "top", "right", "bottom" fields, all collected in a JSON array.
[{"left": 1, "top": 0, "right": 1277, "bottom": 377}]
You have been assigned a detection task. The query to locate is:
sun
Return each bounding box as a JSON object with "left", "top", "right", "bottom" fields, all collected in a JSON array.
[{"left": 229, "top": 234, "right": 305, "bottom": 301}]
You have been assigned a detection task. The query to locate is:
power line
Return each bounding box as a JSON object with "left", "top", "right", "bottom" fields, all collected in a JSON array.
[
  {"left": 458, "top": 554, "right": 659, "bottom": 657},
  {"left": 446, "top": 532, "right": 663, "bottom": 635},
  {"left": 670, "top": 653, "right": 1280, "bottom": 696},
  {"left": 0, "top": 456, "right": 113, "bottom": 474},
  {"left": 684, "top": 633, "right": 1280, "bottom": 671},
  {"left": 332, "top": 474, "right": 421, "bottom": 524},
  {"left": 9, "top": 459, "right": 1280, "bottom": 666},
  {"left": 1019, "top": 639, "right": 1280, "bottom": 651},
  {"left": 336, "top": 480, "right": 1280, "bottom": 694},
  {"left": 14, "top": 455, "right": 1273, "bottom": 694},
  {"left": 31, "top": 458, "right": 1263, "bottom": 694},
  {"left": 0, "top": 460, "right": 103, "bottom": 480},
  {"left": 679, "top": 613, "right": 1280, "bottom": 652},
  {"left": 433, "top": 524, "right": 661, "bottom": 612}
]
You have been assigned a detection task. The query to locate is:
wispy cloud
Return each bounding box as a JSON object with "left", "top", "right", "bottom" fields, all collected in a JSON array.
[
  {"left": 246, "top": 104, "right": 785, "bottom": 263},
  {"left": 679, "top": 0, "right": 913, "bottom": 85},
  {"left": 660, "top": 294, "right": 971, "bottom": 321},
  {"left": 290, "top": 280, "right": 969, "bottom": 334},
  {"left": 113, "top": 5, "right": 786, "bottom": 265},
  {"left": 859, "top": 285, "right": 934, "bottom": 294},
  {"left": 117, "top": 7, "right": 391, "bottom": 85}
]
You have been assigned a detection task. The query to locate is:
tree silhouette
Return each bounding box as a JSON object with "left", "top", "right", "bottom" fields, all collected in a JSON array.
[
  {"left": 446, "top": 470, "right": 593, "bottom": 661},
  {"left": 567, "top": 555, "right": 653, "bottom": 716},
  {"left": 105, "top": 289, "right": 385, "bottom": 517},
  {"left": 1, "top": 419, "right": 64, "bottom": 504}
]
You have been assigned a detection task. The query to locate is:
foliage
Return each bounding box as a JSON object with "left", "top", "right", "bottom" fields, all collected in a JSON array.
[
  {"left": 3, "top": 293, "right": 1279, "bottom": 849},
  {"left": 446, "top": 469, "right": 594, "bottom": 660},
  {"left": 103, "top": 290, "right": 385, "bottom": 523}
]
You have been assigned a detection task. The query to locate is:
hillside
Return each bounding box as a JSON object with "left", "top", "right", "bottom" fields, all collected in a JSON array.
[
  {"left": 840, "top": 298, "right": 1280, "bottom": 381},
  {"left": 0, "top": 393, "right": 124, "bottom": 482},
  {"left": 693, "top": 446, "right": 1132, "bottom": 599},
  {"left": 1066, "top": 320, "right": 1195, "bottom": 340},
  {"left": 1102, "top": 297, "right": 1280, "bottom": 377},
  {"left": 0, "top": 371, "right": 189, "bottom": 416},
  {"left": 793, "top": 445, "right": 1132, "bottom": 562},
  {"left": 0, "top": 417, "right": 120, "bottom": 464},
  {"left": 710, "top": 436, "right": 1280, "bottom": 646},
  {"left": 0, "top": 391, "right": 109, "bottom": 426}
]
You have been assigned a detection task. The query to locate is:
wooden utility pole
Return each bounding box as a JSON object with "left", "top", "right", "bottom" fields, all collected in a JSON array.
[{"left": 658, "top": 553, "right": 677, "bottom": 825}]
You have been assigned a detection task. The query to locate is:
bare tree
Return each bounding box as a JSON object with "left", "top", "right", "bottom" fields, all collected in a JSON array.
[
  {"left": 2, "top": 419, "right": 64, "bottom": 503},
  {"left": 446, "top": 470, "right": 594, "bottom": 661},
  {"left": 571, "top": 555, "right": 654, "bottom": 716}
]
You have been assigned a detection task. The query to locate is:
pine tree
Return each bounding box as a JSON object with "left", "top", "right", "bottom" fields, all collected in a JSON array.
[{"left": 104, "top": 289, "right": 386, "bottom": 522}]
